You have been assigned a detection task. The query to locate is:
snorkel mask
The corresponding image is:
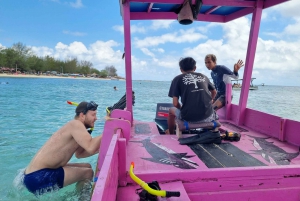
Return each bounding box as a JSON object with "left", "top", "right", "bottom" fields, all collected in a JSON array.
[{"left": 83, "top": 101, "right": 98, "bottom": 114}]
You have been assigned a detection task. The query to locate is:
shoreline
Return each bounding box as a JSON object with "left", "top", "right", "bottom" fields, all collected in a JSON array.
[{"left": 0, "top": 73, "right": 118, "bottom": 81}]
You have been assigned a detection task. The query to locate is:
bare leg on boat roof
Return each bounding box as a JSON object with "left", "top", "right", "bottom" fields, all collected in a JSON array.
[
  {"left": 167, "top": 107, "right": 176, "bottom": 134},
  {"left": 213, "top": 99, "right": 223, "bottom": 111}
]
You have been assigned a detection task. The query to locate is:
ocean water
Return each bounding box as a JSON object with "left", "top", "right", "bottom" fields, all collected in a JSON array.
[{"left": 0, "top": 77, "right": 299, "bottom": 201}]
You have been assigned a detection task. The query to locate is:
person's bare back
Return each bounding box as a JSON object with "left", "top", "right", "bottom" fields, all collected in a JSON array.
[
  {"left": 25, "top": 120, "right": 85, "bottom": 174},
  {"left": 23, "top": 101, "right": 102, "bottom": 196}
]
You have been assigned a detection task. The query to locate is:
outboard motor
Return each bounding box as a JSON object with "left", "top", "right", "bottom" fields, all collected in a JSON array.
[{"left": 154, "top": 103, "right": 173, "bottom": 134}]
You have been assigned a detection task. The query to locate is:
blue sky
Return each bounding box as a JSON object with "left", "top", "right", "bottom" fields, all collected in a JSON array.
[{"left": 1, "top": 0, "right": 299, "bottom": 86}]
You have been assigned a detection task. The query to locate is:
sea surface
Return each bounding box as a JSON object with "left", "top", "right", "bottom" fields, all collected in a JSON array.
[{"left": 0, "top": 77, "right": 300, "bottom": 201}]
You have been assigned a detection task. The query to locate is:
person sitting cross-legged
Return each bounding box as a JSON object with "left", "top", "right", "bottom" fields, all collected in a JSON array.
[{"left": 167, "top": 57, "right": 218, "bottom": 135}]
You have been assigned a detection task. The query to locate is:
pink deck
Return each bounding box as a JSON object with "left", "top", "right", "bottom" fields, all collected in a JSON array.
[{"left": 91, "top": 110, "right": 300, "bottom": 200}]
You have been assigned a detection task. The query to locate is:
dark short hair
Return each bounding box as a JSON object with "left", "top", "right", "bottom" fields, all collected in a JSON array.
[
  {"left": 75, "top": 101, "right": 88, "bottom": 116},
  {"left": 205, "top": 54, "right": 217, "bottom": 63},
  {"left": 179, "top": 57, "right": 196, "bottom": 71}
]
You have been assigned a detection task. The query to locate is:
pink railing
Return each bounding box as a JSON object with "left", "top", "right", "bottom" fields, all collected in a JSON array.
[{"left": 91, "top": 110, "right": 131, "bottom": 200}]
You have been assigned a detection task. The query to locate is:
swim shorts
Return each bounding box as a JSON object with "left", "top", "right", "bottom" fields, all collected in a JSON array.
[{"left": 23, "top": 167, "right": 64, "bottom": 195}]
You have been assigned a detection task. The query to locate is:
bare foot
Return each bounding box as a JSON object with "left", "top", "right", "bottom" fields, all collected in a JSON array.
[{"left": 165, "top": 129, "right": 170, "bottom": 135}]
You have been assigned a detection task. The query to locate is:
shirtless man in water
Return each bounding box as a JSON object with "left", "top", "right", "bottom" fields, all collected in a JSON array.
[{"left": 23, "top": 101, "right": 102, "bottom": 196}]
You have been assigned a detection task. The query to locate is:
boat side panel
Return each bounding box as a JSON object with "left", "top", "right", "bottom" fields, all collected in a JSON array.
[
  {"left": 243, "top": 108, "right": 282, "bottom": 138},
  {"left": 91, "top": 135, "right": 119, "bottom": 201},
  {"left": 131, "top": 165, "right": 300, "bottom": 185},
  {"left": 284, "top": 119, "right": 300, "bottom": 146},
  {"left": 188, "top": 187, "right": 300, "bottom": 201}
]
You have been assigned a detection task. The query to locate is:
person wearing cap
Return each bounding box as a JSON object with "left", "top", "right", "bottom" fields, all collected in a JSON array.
[{"left": 23, "top": 101, "right": 102, "bottom": 196}]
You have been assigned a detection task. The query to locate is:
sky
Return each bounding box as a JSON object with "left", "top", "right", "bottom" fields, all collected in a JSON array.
[{"left": 0, "top": 0, "right": 299, "bottom": 86}]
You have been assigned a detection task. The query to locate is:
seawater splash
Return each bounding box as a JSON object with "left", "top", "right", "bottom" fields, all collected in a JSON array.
[
  {"left": 10, "top": 168, "right": 92, "bottom": 201},
  {"left": 13, "top": 168, "right": 25, "bottom": 190},
  {"left": 77, "top": 181, "right": 92, "bottom": 201}
]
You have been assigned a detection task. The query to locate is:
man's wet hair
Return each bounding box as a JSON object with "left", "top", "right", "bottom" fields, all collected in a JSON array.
[
  {"left": 74, "top": 101, "right": 98, "bottom": 118},
  {"left": 179, "top": 57, "right": 196, "bottom": 71},
  {"left": 205, "top": 54, "right": 217, "bottom": 63}
]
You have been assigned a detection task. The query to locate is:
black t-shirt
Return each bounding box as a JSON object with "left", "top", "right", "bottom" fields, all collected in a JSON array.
[{"left": 168, "top": 72, "right": 215, "bottom": 122}]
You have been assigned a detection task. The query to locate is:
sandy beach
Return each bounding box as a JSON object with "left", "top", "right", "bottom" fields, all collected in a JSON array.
[{"left": 0, "top": 73, "right": 116, "bottom": 80}]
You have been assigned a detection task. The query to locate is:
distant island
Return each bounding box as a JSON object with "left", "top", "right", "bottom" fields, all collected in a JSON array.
[{"left": 0, "top": 73, "right": 125, "bottom": 81}]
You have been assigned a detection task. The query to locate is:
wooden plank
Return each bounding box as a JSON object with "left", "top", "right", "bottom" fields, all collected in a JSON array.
[
  {"left": 216, "top": 143, "right": 266, "bottom": 167},
  {"left": 197, "top": 144, "right": 245, "bottom": 167},
  {"left": 189, "top": 144, "right": 224, "bottom": 168}
]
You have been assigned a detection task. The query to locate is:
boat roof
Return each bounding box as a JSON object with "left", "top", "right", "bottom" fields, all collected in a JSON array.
[{"left": 120, "top": 0, "right": 289, "bottom": 22}]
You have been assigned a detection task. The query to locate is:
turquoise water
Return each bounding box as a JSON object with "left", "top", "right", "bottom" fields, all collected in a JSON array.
[{"left": 0, "top": 78, "right": 299, "bottom": 201}]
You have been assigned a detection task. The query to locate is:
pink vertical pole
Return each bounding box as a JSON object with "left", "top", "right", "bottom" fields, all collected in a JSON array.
[
  {"left": 237, "top": 0, "right": 263, "bottom": 125},
  {"left": 123, "top": 2, "right": 133, "bottom": 122}
]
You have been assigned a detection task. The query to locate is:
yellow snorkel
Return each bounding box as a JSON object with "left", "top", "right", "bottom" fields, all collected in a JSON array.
[{"left": 129, "top": 162, "right": 180, "bottom": 198}]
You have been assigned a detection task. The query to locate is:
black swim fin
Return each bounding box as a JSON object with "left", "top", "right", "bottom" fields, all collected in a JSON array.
[{"left": 179, "top": 130, "right": 222, "bottom": 145}]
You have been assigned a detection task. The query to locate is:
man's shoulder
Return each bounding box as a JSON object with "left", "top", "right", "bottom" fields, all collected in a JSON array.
[
  {"left": 66, "top": 119, "right": 84, "bottom": 128},
  {"left": 216, "top": 65, "right": 231, "bottom": 72},
  {"left": 172, "top": 74, "right": 184, "bottom": 80}
]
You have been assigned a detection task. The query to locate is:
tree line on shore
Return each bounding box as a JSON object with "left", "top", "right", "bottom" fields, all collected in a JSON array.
[{"left": 0, "top": 42, "right": 118, "bottom": 78}]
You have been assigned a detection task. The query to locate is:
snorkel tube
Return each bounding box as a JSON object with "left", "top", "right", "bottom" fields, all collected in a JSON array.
[
  {"left": 129, "top": 162, "right": 180, "bottom": 198},
  {"left": 67, "top": 100, "right": 94, "bottom": 134}
]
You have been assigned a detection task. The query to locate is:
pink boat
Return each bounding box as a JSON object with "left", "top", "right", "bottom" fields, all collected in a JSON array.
[{"left": 91, "top": 1, "right": 300, "bottom": 200}]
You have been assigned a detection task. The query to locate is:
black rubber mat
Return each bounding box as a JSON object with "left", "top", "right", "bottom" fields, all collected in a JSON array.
[
  {"left": 134, "top": 123, "right": 151, "bottom": 134},
  {"left": 188, "top": 143, "right": 266, "bottom": 168}
]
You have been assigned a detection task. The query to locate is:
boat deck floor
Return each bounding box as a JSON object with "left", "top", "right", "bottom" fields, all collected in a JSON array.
[
  {"left": 127, "top": 120, "right": 300, "bottom": 171},
  {"left": 116, "top": 120, "right": 300, "bottom": 200}
]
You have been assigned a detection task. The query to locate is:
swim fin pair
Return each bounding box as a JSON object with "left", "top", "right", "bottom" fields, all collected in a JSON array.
[{"left": 178, "top": 130, "right": 222, "bottom": 145}]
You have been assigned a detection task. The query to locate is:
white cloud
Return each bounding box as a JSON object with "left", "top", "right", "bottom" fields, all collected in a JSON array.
[
  {"left": 140, "top": 48, "right": 155, "bottom": 57},
  {"left": 272, "top": 0, "right": 300, "bottom": 18},
  {"left": 152, "top": 48, "right": 165, "bottom": 53},
  {"left": 113, "top": 25, "right": 123, "bottom": 33},
  {"left": 63, "top": 30, "right": 87, "bottom": 36},
  {"left": 69, "top": 0, "right": 83, "bottom": 8},
  {"left": 134, "top": 28, "right": 207, "bottom": 48},
  {"left": 31, "top": 40, "right": 124, "bottom": 72},
  {"left": 150, "top": 20, "right": 174, "bottom": 30},
  {"left": 31, "top": 46, "right": 54, "bottom": 57},
  {"left": 283, "top": 19, "right": 300, "bottom": 36},
  {"left": 170, "top": 15, "right": 300, "bottom": 77},
  {"left": 113, "top": 25, "right": 146, "bottom": 34},
  {"left": 0, "top": 43, "right": 6, "bottom": 49},
  {"left": 50, "top": 0, "right": 83, "bottom": 8}
]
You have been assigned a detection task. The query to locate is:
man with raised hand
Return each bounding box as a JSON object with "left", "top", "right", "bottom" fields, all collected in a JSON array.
[{"left": 205, "top": 54, "right": 244, "bottom": 110}]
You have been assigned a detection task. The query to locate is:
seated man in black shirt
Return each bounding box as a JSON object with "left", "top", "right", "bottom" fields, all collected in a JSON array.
[{"left": 167, "top": 57, "right": 217, "bottom": 134}]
